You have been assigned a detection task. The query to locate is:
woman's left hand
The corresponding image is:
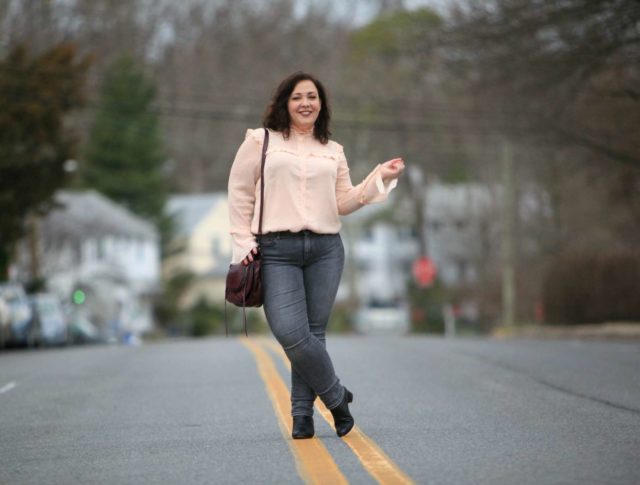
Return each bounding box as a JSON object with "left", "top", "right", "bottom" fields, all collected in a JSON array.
[{"left": 380, "top": 158, "right": 405, "bottom": 182}]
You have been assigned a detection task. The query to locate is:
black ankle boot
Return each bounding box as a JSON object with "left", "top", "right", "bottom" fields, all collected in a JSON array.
[
  {"left": 292, "top": 415, "right": 315, "bottom": 439},
  {"left": 330, "top": 388, "right": 354, "bottom": 438}
]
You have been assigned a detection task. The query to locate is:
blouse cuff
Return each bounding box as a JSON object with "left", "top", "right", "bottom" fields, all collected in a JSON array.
[
  {"left": 375, "top": 170, "right": 399, "bottom": 195},
  {"left": 231, "top": 236, "right": 258, "bottom": 265},
  {"left": 358, "top": 164, "right": 398, "bottom": 205}
]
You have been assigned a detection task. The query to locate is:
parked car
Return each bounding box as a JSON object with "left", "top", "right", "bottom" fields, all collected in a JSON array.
[
  {"left": 355, "top": 300, "right": 411, "bottom": 335},
  {"left": 27, "top": 293, "right": 68, "bottom": 347},
  {"left": 0, "top": 283, "right": 33, "bottom": 347}
]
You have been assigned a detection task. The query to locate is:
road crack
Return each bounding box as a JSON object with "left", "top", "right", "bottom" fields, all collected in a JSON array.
[{"left": 455, "top": 350, "right": 640, "bottom": 416}]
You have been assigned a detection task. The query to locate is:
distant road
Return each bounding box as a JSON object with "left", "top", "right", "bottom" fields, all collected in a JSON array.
[{"left": 1, "top": 336, "right": 639, "bottom": 484}]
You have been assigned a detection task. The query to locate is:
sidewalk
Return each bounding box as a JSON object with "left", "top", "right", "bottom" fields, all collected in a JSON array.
[{"left": 492, "top": 322, "right": 640, "bottom": 340}]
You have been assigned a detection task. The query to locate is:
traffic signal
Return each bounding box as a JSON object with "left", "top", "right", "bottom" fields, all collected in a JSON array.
[{"left": 72, "top": 289, "right": 86, "bottom": 305}]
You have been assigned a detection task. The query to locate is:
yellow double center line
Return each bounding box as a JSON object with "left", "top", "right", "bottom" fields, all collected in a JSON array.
[
  {"left": 242, "top": 338, "right": 347, "bottom": 484},
  {"left": 241, "top": 337, "right": 414, "bottom": 484}
]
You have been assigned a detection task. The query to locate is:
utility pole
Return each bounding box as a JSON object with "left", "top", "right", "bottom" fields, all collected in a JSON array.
[
  {"left": 501, "top": 137, "right": 516, "bottom": 328},
  {"left": 27, "top": 213, "right": 41, "bottom": 284},
  {"left": 408, "top": 165, "right": 428, "bottom": 257}
]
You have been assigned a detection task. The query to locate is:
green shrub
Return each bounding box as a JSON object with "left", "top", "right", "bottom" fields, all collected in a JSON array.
[
  {"left": 189, "top": 298, "right": 224, "bottom": 337},
  {"left": 407, "top": 278, "right": 446, "bottom": 333},
  {"left": 329, "top": 302, "right": 356, "bottom": 333}
]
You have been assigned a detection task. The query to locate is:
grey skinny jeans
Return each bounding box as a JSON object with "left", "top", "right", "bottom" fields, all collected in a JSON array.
[{"left": 259, "top": 230, "right": 346, "bottom": 416}]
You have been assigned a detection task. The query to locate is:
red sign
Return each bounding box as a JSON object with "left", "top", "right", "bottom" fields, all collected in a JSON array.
[{"left": 413, "top": 257, "right": 437, "bottom": 287}]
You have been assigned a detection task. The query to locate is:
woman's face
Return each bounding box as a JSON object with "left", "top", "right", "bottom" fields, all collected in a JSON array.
[{"left": 288, "top": 79, "right": 321, "bottom": 131}]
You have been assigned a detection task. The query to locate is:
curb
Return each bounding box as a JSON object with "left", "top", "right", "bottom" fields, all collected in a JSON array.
[{"left": 491, "top": 322, "right": 640, "bottom": 341}]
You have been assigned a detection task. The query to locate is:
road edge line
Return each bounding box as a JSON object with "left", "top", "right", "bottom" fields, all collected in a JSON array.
[{"left": 0, "top": 381, "right": 16, "bottom": 394}]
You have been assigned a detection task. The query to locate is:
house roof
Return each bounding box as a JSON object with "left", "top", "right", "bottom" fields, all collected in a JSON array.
[
  {"left": 166, "top": 193, "right": 226, "bottom": 238},
  {"left": 426, "top": 183, "right": 496, "bottom": 219},
  {"left": 42, "top": 190, "right": 157, "bottom": 239}
]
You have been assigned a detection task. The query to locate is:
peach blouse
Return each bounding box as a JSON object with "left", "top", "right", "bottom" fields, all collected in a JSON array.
[{"left": 228, "top": 127, "right": 398, "bottom": 264}]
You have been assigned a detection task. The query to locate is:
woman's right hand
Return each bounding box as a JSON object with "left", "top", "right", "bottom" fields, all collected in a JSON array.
[
  {"left": 380, "top": 157, "right": 405, "bottom": 182},
  {"left": 242, "top": 247, "right": 260, "bottom": 266}
]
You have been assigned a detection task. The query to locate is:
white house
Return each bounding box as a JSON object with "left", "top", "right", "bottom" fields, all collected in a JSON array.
[
  {"left": 16, "top": 190, "right": 161, "bottom": 337},
  {"left": 347, "top": 217, "right": 418, "bottom": 305},
  {"left": 342, "top": 182, "right": 501, "bottom": 330},
  {"left": 424, "top": 183, "right": 499, "bottom": 286}
]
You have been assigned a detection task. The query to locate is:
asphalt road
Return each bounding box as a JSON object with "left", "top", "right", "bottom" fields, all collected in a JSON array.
[{"left": 1, "top": 336, "right": 639, "bottom": 484}]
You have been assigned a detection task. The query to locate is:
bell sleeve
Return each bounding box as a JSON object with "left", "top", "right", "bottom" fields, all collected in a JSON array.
[
  {"left": 335, "top": 146, "right": 398, "bottom": 216},
  {"left": 228, "top": 129, "right": 263, "bottom": 264}
]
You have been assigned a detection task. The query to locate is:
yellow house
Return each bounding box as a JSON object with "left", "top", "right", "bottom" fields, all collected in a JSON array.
[{"left": 164, "top": 193, "right": 232, "bottom": 307}]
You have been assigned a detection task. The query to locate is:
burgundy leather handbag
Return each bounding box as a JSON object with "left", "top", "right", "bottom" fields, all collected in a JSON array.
[{"left": 224, "top": 128, "right": 269, "bottom": 336}]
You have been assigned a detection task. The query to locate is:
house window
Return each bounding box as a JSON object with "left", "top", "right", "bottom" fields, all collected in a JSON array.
[
  {"left": 403, "top": 261, "right": 412, "bottom": 275},
  {"left": 212, "top": 238, "right": 220, "bottom": 257},
  {"left": 137, "top": 239, "right": 145, "bottom": 261},
  {"left": 399, "top": 226, "right": 418, "bottom": 239},
  {"left": 97, "top": 238, "right": 105, "bottom": 260},
  {"left": 457, "top": 259, "right": 468, "bottom": 282}
]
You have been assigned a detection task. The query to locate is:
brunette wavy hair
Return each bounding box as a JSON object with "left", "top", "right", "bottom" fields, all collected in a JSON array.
[{"left": 263, "top": 72, "right": 331, "bottom": 144}]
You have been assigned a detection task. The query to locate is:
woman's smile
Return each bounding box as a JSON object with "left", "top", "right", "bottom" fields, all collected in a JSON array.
[{"left": 288, "top": 79, "right": 321, "bottom": 131}]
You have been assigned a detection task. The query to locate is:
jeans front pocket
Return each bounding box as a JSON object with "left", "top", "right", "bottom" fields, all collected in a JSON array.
[{"left": 258, "top": 235, "right": 278, "bottom": 248}]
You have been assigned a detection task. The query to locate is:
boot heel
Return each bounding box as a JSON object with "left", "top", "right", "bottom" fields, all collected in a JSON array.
[
  {"left": 330, "top": 388, "right": 355, "bottom": 438},
  {"left": 292, "top": 415, "right": 315, "bottom": 439}
]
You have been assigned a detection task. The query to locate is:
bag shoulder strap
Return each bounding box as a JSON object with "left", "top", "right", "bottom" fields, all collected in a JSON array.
[
  {"left": 224, "top": 128, "right": 269, "bottom": 337},
  {"left": 258, "top": 128, "right": 270, "bottom": 236}
]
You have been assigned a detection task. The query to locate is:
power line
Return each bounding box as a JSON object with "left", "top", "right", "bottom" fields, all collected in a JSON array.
[{"left": 2, "top": 84, "right": 623, "bottom": 141}]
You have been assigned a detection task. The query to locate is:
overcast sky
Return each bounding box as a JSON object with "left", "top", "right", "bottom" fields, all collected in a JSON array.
[{"left": 319, "top": 0, "right": 455, "bottom": 25}]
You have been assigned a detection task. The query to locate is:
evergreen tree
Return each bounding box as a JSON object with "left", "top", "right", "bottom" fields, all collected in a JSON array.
[
  {"left": 0, "top": 43, "right": 89, "bottom": 280},
  {"left": 84, "top": 56, "right": 168, "bottom": 226}
]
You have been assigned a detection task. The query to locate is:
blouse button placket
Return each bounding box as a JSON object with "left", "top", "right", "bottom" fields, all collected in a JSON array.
[{"left": 303, "top": 150, "right": 309, "bottom": 225}]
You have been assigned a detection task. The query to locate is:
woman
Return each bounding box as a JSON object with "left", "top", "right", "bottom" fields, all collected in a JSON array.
[{"left": 228, "top": 72, "right": 405, "bottom": 439}]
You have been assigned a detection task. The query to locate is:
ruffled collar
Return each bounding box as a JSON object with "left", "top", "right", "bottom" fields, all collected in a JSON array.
[{"left": 291, "top": 125, "right": 314, "bottom": 136}]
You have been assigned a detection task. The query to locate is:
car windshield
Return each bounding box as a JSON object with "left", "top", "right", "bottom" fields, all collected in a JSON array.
[{"left": 1, "top": 289, "right": 20, "bottom": 302}]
